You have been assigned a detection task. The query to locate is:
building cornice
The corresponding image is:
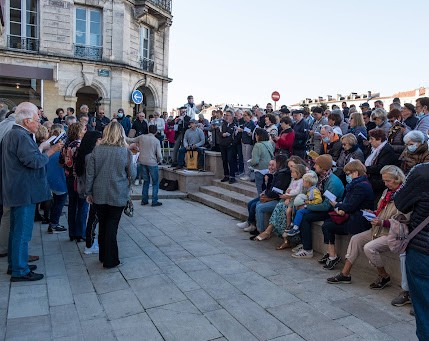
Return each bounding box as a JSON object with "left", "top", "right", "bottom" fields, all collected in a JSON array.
[{"left": 0, "top": 49, "right": 173, "bottom": 83}]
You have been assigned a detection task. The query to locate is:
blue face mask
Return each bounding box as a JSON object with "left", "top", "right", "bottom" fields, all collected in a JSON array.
[
  {"left": 323, "top": 137, "right": 330, "bottom": 143},
  {"left": 417, "top": 112, "right": 425, "bottom": 119},
  {"left": 118, "top": 113, "right": 124, "bottom": 118},
  {"left": 346, "top": 175, "right": 353, "bottom": 184},
  {"left": 408, "top": 144, "right": 418, "bottom": 153}
]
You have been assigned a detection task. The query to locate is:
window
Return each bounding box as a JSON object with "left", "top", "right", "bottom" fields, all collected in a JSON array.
[
  {"left": 8, "top": 0, "right": 39, "bottom": 51},
  {"left": 74, "top": 7, "right": 102, "bottom": 60},
  {"left": 140, "top": 26, "right": 153, "bottom": 72}
]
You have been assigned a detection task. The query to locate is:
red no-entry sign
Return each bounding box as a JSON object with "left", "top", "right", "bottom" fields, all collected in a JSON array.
[{"left": 271, "top": 91, "right": 280, "bottom": 102}]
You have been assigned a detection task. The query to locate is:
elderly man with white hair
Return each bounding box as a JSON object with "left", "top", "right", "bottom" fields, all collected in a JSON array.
[
  {"left": 0, "top": 102, "right": 62, "bottom": 282},
  {"left": 399, "top": 130, "right": 429, "bottom": 174}
]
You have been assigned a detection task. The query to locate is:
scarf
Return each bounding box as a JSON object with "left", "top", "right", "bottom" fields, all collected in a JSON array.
[
  {"left": 365, "top": 140, "right": 387, "bottom": 166},
  {"left": 317, "top": 169, "right": 332, "bottom": 192},
  {"left": 375, "top": 186, "right": 399, "bottom": 216}
]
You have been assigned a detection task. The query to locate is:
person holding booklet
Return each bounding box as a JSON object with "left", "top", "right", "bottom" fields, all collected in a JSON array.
[
  {"left": 318, "top": 160, "right": 375, "bottom": 270},
  {"left": 327, "top": 165, "right": 405, "bottom": 288}
]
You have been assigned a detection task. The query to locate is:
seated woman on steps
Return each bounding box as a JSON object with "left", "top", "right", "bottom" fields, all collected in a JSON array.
[{"left": 327, "top": 165, "right": 406, "bottom": 290}]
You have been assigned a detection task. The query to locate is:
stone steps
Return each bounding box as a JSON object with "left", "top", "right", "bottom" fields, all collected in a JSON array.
[
  {"left": 199, "top": 185, "right": 254, "bottom": 209},
  {"left": 212, "top": 179, "right": 257, "bottom": 198},
  {"left": 188, "top": 192, "right": 248, "bottom": 221}
]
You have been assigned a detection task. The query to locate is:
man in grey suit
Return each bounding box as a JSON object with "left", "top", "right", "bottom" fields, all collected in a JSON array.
[{"left": 0, "top": 102, "right": 62, "bottom": 282}]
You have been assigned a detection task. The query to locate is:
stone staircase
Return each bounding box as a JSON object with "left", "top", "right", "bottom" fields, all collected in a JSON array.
[{"left": 189, "top": 179, "right": 257, "bottom": 221}]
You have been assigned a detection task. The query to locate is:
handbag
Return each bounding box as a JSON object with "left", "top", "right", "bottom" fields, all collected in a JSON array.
[
  {"left": 185, "top": 150, "right": 198, "bottom": 170},
  {"left": 328, "top": 211, "right": 350, "bottom": 225},
  {"left": 123, "top": 151, "right": 134, "bottom": 217},
  {"left": 260, "top": 194, "right": 276, "bottom": 203},
  {"left": 159, "top": 178, "right": 178, "bottom": 191},
  {"left": 387, "top": 216, "right": 429, "bottom": 254}
]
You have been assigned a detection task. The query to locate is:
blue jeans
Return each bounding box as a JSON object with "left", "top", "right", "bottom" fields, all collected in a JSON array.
[
  {"left": 299, "top": 211, "right": 330, "bottom": 251},
  {"left": 136, "top": 163, "right": 143, "bottom": 181},
  {"left": 67, "top": 181, "right": 89, "bottom": 239},
  {"left": 247, "top": 197, "right": 260, "bottom": 224},
  {"left": 255, "top": 172, "right": 265, "bottom": 195},
  {"left": 49, "top": 193, "right": 67, "bottom": 226},
  {"left": 256, "top": 200, "right": 279, "bottom": 232},
  {"left": 8, "top": 204, "right": 35, "bottom": 276},
  {"left": 293, "top": 208, "right": 311, "bottom": 228},
  {"left": 142, "top": 165, "right": 159, "bottom": 204},
  {"left": 177, "top": 147, "right": 204, "bottom": 168},
  {"left": 406, "top": 247, "right": 429, "bottom": 340}
]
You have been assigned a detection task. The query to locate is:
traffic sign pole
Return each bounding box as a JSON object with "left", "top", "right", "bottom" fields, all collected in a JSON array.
[{"left": 271, "top": 91, "right": 280, "bottom": 111}]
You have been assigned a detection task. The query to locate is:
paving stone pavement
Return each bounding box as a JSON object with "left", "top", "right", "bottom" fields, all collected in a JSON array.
[{"left": 0, "top": 199, "right": 418, "bottom": 341}]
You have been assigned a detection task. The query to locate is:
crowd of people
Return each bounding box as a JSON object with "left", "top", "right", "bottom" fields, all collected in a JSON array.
[{"left": 0, "top": 95, "right": 428, "bottom": 340}]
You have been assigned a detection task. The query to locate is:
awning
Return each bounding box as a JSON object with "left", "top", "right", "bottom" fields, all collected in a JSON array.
[{"left": 0, "top": 63, "right": 54, "bottom": 80}]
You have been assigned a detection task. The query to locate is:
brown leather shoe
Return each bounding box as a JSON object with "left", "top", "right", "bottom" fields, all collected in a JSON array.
[{"left": 28, "top": 255, "right": 40, "bottom": 262}]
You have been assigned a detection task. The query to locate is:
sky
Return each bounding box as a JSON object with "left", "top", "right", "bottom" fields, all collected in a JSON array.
[{"left": 167, "top": 0, "right": 429, "bottom": 111}]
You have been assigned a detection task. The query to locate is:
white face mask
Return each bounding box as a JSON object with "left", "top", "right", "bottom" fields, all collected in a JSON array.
[{"left": 407, "top": 144, "right": 418, "bottom": 153}]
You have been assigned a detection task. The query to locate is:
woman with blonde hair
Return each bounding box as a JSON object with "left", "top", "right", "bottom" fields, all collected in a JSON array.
[{"left": 86, "top": 122, "right": 136, "bottom": 268}]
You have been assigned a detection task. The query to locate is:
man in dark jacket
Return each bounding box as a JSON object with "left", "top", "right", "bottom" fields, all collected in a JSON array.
[
  {"left": 320, "top": 125, "right": 342, "bottom": 162},
  {"left": 219, "top": 109, "right": 238, "bottom": 184},
  {"left": 394, "top": 163, "right": 429, "bottom": 341},
  {"left": 0, "top": 102, "right": 62, "bottom": 282},
  {"left": 131, "top": 111, "right": 148, "bottom": 137},
  {"left": 292, "top": 110, "right": 309, "bottom": 159}
]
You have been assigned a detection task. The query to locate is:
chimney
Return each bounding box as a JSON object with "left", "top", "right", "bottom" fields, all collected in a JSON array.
[
  {"left": 368, "top": 90, "right": 372, "bottom": 98},
  {"left": 337, "top": 94, "right": 342, "bottom": 101},
  {"left": 327, "top": 95, "right": 333, "bottom": 101},
  {"left": 351, "top": 92, "right": 357, "bottom": 100}
]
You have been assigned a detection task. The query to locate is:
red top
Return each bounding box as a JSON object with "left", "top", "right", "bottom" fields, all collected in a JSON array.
[
  {"left": 164, "top": 123, "right": 175, "bottom": 144},
  {"left": 276, "top": 129, "right": 295, "bottom": 154}
]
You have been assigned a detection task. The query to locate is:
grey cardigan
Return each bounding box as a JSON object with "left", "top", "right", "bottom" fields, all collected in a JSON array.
[{"left": 85, "top": 145, "right": 136, "bottom": 207}]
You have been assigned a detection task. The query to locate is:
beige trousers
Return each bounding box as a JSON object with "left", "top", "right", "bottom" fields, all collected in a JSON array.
[{"left": 346, "top": 229, "right": 390, "bottom": 268}]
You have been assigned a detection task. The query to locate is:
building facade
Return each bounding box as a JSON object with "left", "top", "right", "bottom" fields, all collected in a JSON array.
[{"left": 0, "top": 0, "right": 173, "bottom": 119}]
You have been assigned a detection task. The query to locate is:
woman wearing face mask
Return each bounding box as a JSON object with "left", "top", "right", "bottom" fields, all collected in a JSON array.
[
  {"left": 319, "top": 160, "right": 375, "bottom": 270},
  {"left": 334, "top": 134, "right": 365, "bottom": 185},
  {"left": 399, "top": 130, "right": 429, "bottom": 174},
  {"left": 387, "top": 109, "right": 408, "bottom": 160}
]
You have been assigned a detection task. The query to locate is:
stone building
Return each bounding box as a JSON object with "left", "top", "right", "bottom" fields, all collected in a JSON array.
[{"left": 0, "top": 0, "right": 173, "bottom": 119}]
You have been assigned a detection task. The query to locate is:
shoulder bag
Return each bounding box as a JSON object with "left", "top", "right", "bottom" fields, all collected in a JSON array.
[
  {"left": 388, "top": 216, "right": 429, "bottom": 254},
  {"left": 123, "top": 151, "right": 134, "bottom": 217}
]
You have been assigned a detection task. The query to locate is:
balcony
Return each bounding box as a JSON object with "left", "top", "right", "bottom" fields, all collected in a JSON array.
[
  {"left": 7, "top": 35, "right": 39, "bottom": 52},
  {"left": 74, "top": 44, "right": 102, "bottom": 61},
  {"left": 140, "top": 57, "right": 154, "bottom": 72},
  {"left": 147, "top": 0, "right": 172, "bottom": 12}
]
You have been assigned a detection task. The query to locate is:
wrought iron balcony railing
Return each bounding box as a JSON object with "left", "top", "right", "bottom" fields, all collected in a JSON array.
[
  {"left": 74, "top": 44, "right": 102, "bottom": 60},
  {"left": 140, "top": 57, "right": 154, "bottom": 72},
  {"left": 148, "top": 0, "right": 172, "bottom": 12},
  {"left": 7, "top": 35, "right": 39, "bottom": 52}
]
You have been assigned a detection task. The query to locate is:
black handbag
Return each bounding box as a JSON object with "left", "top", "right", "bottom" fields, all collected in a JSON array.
[{"left": 160, "top": 178, "right": 178, "bottom": 191}]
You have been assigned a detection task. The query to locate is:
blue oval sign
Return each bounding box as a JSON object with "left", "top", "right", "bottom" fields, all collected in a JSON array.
[{"left": 131, "top": 90, "right": 143, "bottom": 104}]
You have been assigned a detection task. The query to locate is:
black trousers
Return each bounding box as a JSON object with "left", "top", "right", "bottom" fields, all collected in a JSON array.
[
  {"left": 86, "top": 204, "right": 99, "bottom": 248},
  {"left": 95, "top": 204, "right": 124, "bottom": 268},
  {"left": 321, "top": 219, "right": 348, "bottom": 244},
  {"left": 220, "top": 144, "right": 237, "bottom": 178}
]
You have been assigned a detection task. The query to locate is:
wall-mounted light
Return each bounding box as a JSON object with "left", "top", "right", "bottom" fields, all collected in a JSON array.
[{"left": 16, "top": 83, "right": 20, "bottom": 89}]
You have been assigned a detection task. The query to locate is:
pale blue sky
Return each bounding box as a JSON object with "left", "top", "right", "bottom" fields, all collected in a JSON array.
[{"left": 167, "top": 0, "right": 428, "bottom": 110}]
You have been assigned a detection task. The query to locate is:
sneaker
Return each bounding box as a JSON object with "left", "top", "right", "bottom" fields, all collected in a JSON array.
[
  {"left": 287, "top": 227, "right": 300, "bottom": 237},
  {"left": 152, "top": 202, "right": 162, "bottom": 207},
  {"left": 134, "top": 179, "right": 139, "bottom": 186},
  {"left": 49, "top": 225, "right": 67, "bottom": 234},
  {"left": 323, "top": 256, "right": 342, "bottom": 270},
  {"left": 220, "top": 176, "right": 229, "bottom": 182},
  {"left": 284, "top": 224, "right": 294, "bottom": 233},
  {"left": 10, "top": 271, "right": 44, "bottom": 282},
  {"left": 291, "top": 249, "right": 313, "bottom": 259},
  {"left": 240, "top": 176, "right": 251, "bottom": 181},
  {"left": 291, "top": 244, "right": 303, "bottom": 253},
  {"left": 369, "top": 276, "right": 391, "bottom": 290},
  {"left": 318, "top": 253, "right": 330, "bottom": 264},
  {"left": 327, "top": 272, "right": 352, "bottom": 284},
  {"left": 243, "top": 224, "right": 256, "bottom": 232},
  {"left": 84, "top": 244, "right": 99, "bottom": 255},
  {"left": 228, "top": 177, "right": 237, "bottom": 184},
  {"left": 236, "top": 221, "right": 249, "bottom": 229},
  {"left": 391, "top": 291, "right": 411, "bottom": 307},
  {"left": 141, "top": 201, "right": 149, "bottom": 206}
]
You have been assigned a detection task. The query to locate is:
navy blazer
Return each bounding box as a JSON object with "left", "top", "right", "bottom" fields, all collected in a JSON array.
[
  {"left": 0, "top": 125, "right": 51, "bottom": 207},
  {"left": 336, "top": 176, "right": 375, "bottom": 235}
]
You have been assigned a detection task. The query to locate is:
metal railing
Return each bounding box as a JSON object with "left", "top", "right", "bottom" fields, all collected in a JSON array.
[
  {"left": 74, "top": 44, "right": 102, "bottom": 60},
  {"left": 147, "top": 0, "right": 172, "bottom": 12},
  {"left": 140, "top": 57, "right": 154, "bottom": 72},
  {"left": 7, "top": 35, "right": 39, "bottom": 52}
]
